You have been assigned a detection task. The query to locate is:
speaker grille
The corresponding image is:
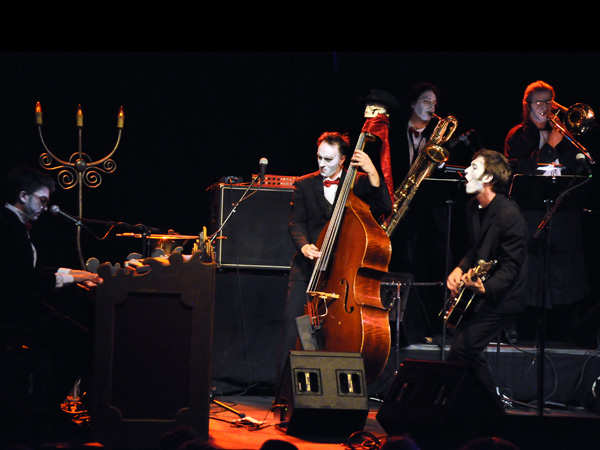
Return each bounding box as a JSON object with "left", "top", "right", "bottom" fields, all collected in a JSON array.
[
  {"left": 210, "top": 185, "right": 296, "bottom": 269},
  {"left": 274, "top": 351, "right": 369, "bottom": 437}
]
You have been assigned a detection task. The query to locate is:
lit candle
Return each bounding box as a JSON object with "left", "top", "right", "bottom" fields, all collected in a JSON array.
[
  {"left": 35, "top": 102, "right": 43, "bottom": 125},
  {"left": 117, "top": 106, "right": 124, "bottom": 129},
  {"left": 76, "top": 104, "right": 83, "bottom": 127}
]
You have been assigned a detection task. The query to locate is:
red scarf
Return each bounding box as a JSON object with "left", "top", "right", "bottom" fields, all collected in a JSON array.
[{"left": 362, "top": 114, "right": 393, "bottom": 199}]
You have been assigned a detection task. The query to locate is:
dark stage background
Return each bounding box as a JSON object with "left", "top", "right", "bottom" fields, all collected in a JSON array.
[
  {"left": 2, "top": 51, "right": 599, "bottom": 264},
  {"left": 2, "top": 51, "right": 600, "bottom": 392}
]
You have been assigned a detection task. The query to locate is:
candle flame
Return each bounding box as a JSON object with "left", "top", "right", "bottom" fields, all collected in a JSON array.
[
  {"left": 117, "top": 106, "right": 124, "bottom": 128},
  {"left": 35, "top": 102, "right": 43, "bottom": 125},
  {"left": 76, "top": 104, "right": 83, "bottom": 127}
]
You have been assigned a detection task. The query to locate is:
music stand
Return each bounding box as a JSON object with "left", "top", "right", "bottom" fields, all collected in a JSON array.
[
  {"left": 508, "top": 174, "right": 588, "bottom": 212},
  {"left": 398, "top": 177, "right": 465, "bottom": 360},
  {"left": 508, "top": 174, "right": 591, "bottom": 416}
]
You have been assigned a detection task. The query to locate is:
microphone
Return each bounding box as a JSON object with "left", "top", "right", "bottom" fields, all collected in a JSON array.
[
  {"left": 447, "top": 130, "right": 475, "bottom": 149},
  {"left": 458, "top": 130, "right": 474, "bottom": 144},
  {"left": 576, "top": 153, "right": 593, "bottom": 177},
  {"left": 258, "top": 157, "right": 268, "bottom": 182},
  {"left": 49, "top": 205, "right": 83, "bottom": 226}
]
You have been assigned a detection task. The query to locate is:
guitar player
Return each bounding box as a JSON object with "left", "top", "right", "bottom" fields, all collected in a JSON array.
[{"left": 446, "top": 149, "right": 528, "bottom": 411}]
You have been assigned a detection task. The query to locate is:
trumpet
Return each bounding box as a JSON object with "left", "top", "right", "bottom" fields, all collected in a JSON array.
[{"left": 545, "top": 101, "right": 595, "bottom": 164}]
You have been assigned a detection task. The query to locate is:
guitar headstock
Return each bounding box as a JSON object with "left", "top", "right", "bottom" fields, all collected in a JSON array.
[{"left": 475, "top": 259, "right": 497, "bottom": 277}]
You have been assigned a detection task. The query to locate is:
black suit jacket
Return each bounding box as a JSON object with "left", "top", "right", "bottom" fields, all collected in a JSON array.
[
  {"left": 458, "top": 194, "right": 528, "bottom": 314},
  {"left": 0, "top": 207, "right": 58, "bottom": 327},
  {"left": 504, "top": 120, "right": 590, "bottom": 306},
  {"left": 389, "top": 120, "right": 438, "bottom": 187},
  {"left": 288, "top": 170, "right": 391, "bottom": 281},
  {"left": 504, "top": 120, "right": 579, "bottom": 175}
]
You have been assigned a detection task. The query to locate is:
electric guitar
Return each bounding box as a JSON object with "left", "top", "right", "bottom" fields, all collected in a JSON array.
[{"left": 443, "top": 259, "right": 497, "bottom": 329}]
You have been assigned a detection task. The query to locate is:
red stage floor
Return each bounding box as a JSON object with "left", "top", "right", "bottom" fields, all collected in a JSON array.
[
  {"left": 10, "top": 342, "right": 600, "bottom": 450},
  {"left": 34, "top": 393, "right": 600, "bottom": 450}
]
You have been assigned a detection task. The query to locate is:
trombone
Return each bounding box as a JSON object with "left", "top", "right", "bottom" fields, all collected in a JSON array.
[{"left": 545, "top": 101, "right": 596, "bottom": 164}]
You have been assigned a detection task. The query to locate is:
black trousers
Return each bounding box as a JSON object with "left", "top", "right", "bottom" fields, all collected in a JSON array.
[
  {"left": 446, "top": 308, "right": 515, "bottom": 406},
  {"left": 276, "top": 277, "right": 310, "bottom": 381}
]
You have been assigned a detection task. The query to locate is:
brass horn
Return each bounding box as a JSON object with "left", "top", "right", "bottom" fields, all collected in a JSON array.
[
  {"left": 380, "top": 114, "right": 458, "bottom": 236},
  {"left": 546, "top": 101, "right": 595, "bottom": 164},
  {"left": 553, "top": 102, "right": 595, "bottom": 135}
]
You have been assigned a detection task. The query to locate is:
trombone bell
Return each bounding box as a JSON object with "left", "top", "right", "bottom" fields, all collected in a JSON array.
[
  {"left": 564, "top": 103, "right": 595, "bottom": 135},
  {"left": 547, "top": 101, "right": 596, "bottom": 164},
  {"left": 552, "top": 102, "right": 595, "bottom": 135}
]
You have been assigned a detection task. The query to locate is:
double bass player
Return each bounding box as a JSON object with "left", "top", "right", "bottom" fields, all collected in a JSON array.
[{"left": 276, "top": 130, "right": 392, "bottom": 380}]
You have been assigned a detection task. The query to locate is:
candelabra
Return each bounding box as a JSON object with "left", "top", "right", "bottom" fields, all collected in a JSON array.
[{"left": 35, "top": 102, "right": 124, "bottom": 268}]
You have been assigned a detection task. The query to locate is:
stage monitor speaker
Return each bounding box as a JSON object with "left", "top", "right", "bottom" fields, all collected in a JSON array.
[
  {"left": 376, "top": 359, "right": 504, "bottom": 436},
  {"left": 210, "top": 184, "right": 296, "bottom": 270},
  {"left": 274, "top": 350, "right": 369, "bottom": 437}
]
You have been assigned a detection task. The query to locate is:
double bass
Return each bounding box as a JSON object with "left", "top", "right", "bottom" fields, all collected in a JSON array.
[{"left": 305, "top": 130, "right": 392, "bottom": 383}]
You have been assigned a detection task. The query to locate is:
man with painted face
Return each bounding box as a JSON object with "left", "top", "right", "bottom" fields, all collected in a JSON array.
[
  {"left": 386, "top": 82, "right": 454, "bottom": 345},
  {"left": 446, "top": 149, "right": 528, "bottom": 410},
  {"left": 0, "top": 167, "right": 101, "bottom": 445},
  {"left": 276, "top": 131, "right": 391, "bottom": 377},
  {"left": 505, "top": 80, "right": 580, "bottom": 175},
  {"left": 504, "top": 80, "right": 591, "bottom": 344},
  {"left": 390, "top": 82, "right": 440, "bottom": 184}
]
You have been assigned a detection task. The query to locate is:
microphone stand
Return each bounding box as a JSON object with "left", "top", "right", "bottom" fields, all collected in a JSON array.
[
  {"left": 440, "top": 198, "right": 454, "bottom": 360},
  {"left": 62, "top": 215, "right": 161, "bottom": 258},
  {"left": 209, "top": 176, "right": 263, "bottom": 245},
  {"left": 532, "top": 173, "right": 591, "bottom": 417}
]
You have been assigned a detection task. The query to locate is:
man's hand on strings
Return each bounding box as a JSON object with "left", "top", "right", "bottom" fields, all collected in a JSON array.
[
  {"left": 351, "top": 149, "right": 380, "bottom": 187},
  {"left": 462, "top": 268, "right": 485, "bottom": 295},
  {"left": 301, "top": 243, "right": 321, "bottom": 260}
]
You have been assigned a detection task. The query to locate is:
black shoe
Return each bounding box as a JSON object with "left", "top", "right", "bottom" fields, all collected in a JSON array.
[{"left": 504, "top": 327, "right": 518, "bottom": 344}]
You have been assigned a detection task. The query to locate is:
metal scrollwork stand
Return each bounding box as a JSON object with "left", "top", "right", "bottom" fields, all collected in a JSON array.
[{"left": 35, "top": 102, "right": 124, "bottom": 269}]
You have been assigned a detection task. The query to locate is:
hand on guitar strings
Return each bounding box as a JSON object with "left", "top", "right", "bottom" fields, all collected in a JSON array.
[{"left": 461, "top": 267, "right": 486, "bottom": 295}]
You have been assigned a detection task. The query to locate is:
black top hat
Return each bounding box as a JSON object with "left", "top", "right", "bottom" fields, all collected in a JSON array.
[{"left": 362, "top": 88, "right": 400, "bottom": 109}]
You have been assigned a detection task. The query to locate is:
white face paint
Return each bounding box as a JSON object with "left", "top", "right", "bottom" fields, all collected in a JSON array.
[
  {"left": 317, "top": 142, "right": 345, "bottom": 179},
  {"left": 364, "top": 104, "right": 388, "bottom": 118},
  {"left": 464, "top": 156, "right": 487, "bottom": 194},
  {"left": 412, "top": 90, "right": 437, "bottom": 122}
]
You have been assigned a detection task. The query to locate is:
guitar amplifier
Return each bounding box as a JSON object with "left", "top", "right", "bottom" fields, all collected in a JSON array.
[{"left": 210, "top": 184, "right": 296, "bottom": 270}]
